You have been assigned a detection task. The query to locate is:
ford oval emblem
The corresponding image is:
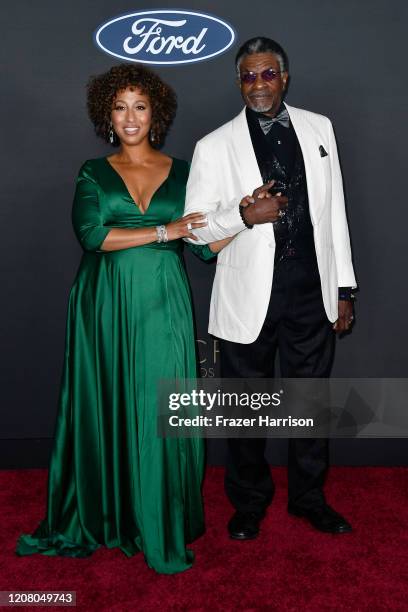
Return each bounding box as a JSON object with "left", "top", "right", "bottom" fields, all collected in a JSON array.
[{"left": 94, "top": 10, "right": 236, "bottom": 65}]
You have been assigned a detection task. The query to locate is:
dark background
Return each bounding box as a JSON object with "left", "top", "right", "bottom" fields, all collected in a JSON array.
[{"left": 1, "top": 0, "right": 407, "bottom": 467}]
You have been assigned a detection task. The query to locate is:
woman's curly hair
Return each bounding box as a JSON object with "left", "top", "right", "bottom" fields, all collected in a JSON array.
[{"left": 86, "top": 63, "right": 177, "bottom": 148}]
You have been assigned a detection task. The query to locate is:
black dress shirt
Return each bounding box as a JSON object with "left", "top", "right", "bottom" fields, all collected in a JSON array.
[{"left": 245, "top": 105, "right": 352, "bottom": 301}]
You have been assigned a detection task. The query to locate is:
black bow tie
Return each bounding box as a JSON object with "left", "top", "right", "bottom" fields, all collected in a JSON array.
[{"left": 258, "top": 107, "right": 290, "bottom": 134}]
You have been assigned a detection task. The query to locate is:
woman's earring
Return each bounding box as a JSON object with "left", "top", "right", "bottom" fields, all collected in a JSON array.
[
  {"left": 109, "top": 123, "right": 115, "bottom": 144},
  {"left": 149, "top": 128, "right": 156, "bottom": 143}
]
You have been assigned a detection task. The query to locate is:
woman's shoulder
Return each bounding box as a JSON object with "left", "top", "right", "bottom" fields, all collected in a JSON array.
[
  {"left": 76, "top": 157, "right": 108, "bottom": 181},
  {"left": 170, "top": 157, "right": 190, "bottom": 181},
  {"left": 171, "top": 156, "right": 189, "bottom": 168},
  {"left": 78, "top": 156, "right": 107, "bottom": 170}
]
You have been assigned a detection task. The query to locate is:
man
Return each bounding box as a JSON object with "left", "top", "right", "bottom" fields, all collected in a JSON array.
[{"left": 184, "top": 37, "right": 356, "bottom": 539}]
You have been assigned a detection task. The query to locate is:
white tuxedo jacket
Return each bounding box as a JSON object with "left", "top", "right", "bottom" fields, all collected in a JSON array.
[{"left": 184, "top": 103, "right": 357, "bottom": 343}]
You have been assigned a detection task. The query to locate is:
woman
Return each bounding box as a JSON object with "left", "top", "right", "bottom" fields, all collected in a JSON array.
[{"left": 16, "top": 64, "right": 229, "bottom": 574}]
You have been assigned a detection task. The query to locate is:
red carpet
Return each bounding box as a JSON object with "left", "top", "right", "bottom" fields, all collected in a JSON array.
[{"left": 1, "top": 467, "right": 408, "bottom": 611}]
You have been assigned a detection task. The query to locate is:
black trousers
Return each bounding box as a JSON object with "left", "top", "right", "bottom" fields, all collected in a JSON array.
[{"left": 219, "top": 256, "right": 335, "bottom": 515}]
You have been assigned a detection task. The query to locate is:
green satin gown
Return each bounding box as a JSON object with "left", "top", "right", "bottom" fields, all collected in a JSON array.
[{"left": 16, "top": 157, "right": 214, "bottom": 574}]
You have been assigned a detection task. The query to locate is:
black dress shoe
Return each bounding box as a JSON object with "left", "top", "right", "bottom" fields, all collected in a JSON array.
[
  {"left": 228, "top": 511, "right": 263, "bottom": 540},
  {"left": 288, "top": 503, "right": 352, "bottom": 534}
]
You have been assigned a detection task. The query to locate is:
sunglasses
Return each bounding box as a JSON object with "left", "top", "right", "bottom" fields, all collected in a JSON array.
[{"left": 240, "top": 68, "right": 283, "bottom": 84}]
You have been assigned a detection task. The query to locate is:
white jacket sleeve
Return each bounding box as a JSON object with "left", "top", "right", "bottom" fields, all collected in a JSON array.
[
  {"left": 328, "top": 119, "right": 357, "bottom": 288},
  {"left": 184, "top": 140, "right": 246, "bottom": 245}
]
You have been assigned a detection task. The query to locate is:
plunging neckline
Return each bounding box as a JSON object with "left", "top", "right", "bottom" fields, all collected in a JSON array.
[{"left": 104, "top": 156, "right": 174, "bottom": 215}]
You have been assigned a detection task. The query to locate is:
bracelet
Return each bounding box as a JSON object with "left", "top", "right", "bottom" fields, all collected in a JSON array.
[
  {"left": 156, "top": 225, "right": 168, "bottom": 243},
  {"left": 239, "top": 204, "right": 253, "bottom": 229}
]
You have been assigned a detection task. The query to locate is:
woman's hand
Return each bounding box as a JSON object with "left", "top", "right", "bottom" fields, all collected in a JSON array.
[
  {"left": 209, "top": 236, "right": 235, "bottom": 253},
  {"left": 166, "top": 213, "right": 207, "bottom": 241}
]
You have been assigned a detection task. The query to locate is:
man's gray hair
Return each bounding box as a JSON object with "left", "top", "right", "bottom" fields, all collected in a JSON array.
[{"left": 235, "top": 37, "right": 289, "bottom": 76}]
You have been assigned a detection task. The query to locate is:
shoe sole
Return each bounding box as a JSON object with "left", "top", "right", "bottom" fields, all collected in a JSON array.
[{"left": 288, "top": 509, "right": 352, "bottom": 534}]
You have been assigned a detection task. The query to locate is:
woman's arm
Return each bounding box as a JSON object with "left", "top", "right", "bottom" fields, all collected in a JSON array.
[
  {"left": 72, "top": 162, "right": 111, "bottom": 251},
  {"left": 187, "top": 235, "right": 235, "bottom": 261},
  {"left": 72, "top": 162, "right": 206, "bottom": 252},
  {"left": 100, "top": 227, "right": 157, "bottom": 251},
  {"left": 208, "top": 236, "right": 235, "bottom": 253},
  {"left": 100, "top": 213, "right": 207, "bottom": 251}
]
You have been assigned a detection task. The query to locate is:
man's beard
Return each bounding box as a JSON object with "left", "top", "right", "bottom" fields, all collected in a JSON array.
[
  {"left": 248, "top": 100, "right": 273, "bottom": 113},
  {"left": 247, "top": 94, "right": 276, "bottom": 114}
]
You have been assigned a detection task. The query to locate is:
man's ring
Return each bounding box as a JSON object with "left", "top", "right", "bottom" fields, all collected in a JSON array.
[
  {"left": 278, "top": 209, "right": 286, "bottom": 218},
  {"left": 187, "top": 222, "right": 193, "bottom": 231}
]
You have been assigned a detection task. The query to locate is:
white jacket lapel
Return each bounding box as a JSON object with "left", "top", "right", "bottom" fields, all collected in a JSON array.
[
  {"left": 231, "top": 108, "right": 274, "bottom": 239},
  {"left": 285, "top": 103, "right": 326, "bottom": 224}
]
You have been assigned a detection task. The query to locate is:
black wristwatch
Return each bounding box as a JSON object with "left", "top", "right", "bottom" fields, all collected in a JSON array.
[{"left": 338, "top": 287, "right": 355, "bottom": 301}]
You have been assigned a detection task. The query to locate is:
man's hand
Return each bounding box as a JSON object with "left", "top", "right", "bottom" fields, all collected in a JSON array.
[
  {"left": 240, "top": 181, "right": 274, "bottom": 207},
  {"left": 241, "top": 181, "right": 288, "bottom": 225},
  {"left": 333, "top": 300, "right": 354, "bottom": 334}
]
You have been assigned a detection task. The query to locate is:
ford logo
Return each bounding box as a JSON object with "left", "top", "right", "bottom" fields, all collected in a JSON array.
[{"left": 94, "top": 10, "right": 236, "bottom": 65}]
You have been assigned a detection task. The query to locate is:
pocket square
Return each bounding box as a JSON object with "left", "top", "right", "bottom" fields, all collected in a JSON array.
[{"left": 319, "top": 145, "right": 328, "bottom": 157}]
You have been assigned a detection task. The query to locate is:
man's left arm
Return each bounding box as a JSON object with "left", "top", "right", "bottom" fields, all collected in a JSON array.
[{"left": 327, "top": 118, "right": 357, "bottom": 332}]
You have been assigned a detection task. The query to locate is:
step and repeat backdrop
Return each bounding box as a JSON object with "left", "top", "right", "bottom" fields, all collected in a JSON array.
[{"left": 1, "top": 0, "right": 407, "bottom": 466}]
